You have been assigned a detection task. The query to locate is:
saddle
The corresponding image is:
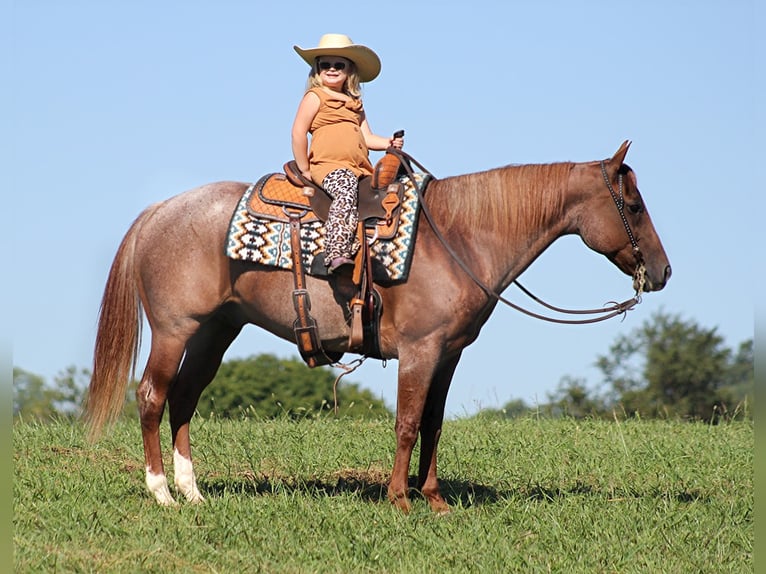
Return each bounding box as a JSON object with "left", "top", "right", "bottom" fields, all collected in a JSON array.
[
  {"left": 246, "top": 150, "right": 410, "bottom": 368},
  {"left": 247, "top": 156, "right": 407, "bottom": 240}
]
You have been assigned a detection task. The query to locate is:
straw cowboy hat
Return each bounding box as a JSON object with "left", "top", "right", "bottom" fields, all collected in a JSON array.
[{"left": 294, "top": 33, "right": 381, "bottom": 82}]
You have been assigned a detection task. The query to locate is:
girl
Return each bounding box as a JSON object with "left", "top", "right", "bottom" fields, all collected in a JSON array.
[{"left": 291, "top": 33, "right": 404, "bottom": 273}]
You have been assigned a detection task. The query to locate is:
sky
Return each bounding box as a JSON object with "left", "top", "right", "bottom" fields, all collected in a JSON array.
[{"left": 6, "top": 1, "right": 761, "bottom": 417}]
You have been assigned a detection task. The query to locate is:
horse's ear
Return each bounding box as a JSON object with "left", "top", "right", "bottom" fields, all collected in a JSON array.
[{"left": 610, "top": 140, "right": 632, "bottom": 167}]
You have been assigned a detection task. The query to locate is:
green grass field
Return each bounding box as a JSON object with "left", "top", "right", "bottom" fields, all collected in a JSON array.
[{"left": 14, "top": 415, "right": 752, "bottom": 573}]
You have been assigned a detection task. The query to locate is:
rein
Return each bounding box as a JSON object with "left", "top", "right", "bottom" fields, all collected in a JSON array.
[{"left": 391, "top": 150, "right": 646, "bottom": 325}]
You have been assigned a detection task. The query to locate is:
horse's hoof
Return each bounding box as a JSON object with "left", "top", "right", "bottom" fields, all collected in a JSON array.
[
  {"left": 388, "top": 493, "right": 412, "bottom": 514},
  {"left": 427, "top": 497, "right": 451, "bottom": 515},
  {"left": 185, "top": 492, "right": 205, "bottom": 504},
  {"left": 155, "top": 495, "right": 178, "bottom": 507},
  {"left": 433, "top": 504, "right": 451, "bottom": 516}
]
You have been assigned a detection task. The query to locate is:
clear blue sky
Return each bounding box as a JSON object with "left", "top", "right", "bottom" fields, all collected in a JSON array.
[{"left": 7, "top": 1, "right": 760, "bottom": 416}]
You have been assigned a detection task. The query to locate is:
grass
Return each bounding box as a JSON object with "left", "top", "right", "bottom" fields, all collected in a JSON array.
[{"left": 14, "top": 415, "right": 753, "bottom": 573}]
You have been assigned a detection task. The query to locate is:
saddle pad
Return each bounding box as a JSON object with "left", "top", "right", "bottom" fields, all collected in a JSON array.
[
  {"left": 226, "top": 173, "right": 426, "bottom": 282},
  {"left": 247, "top": 173, "right": 320, "bottom": 223}
]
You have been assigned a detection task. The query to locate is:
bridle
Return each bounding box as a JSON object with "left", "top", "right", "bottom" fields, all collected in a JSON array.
[
  {"left": 391, "top": 150, "right": 647, "bottom": 325},
  {"left": 600, "top": 161, "right": 645, "bottom": 270}
]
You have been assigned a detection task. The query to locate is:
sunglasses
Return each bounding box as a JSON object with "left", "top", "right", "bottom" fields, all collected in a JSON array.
[{"left": 318, "top": 61, "right": 347, "bottom": 71}]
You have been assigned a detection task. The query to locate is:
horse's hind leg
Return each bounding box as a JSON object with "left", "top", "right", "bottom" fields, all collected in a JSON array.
[
  {"left": 137, "top": 335, "right": 187, "bottom": 506},
  {"left": 168, "top": 315, "right": 242, "bottom": 503}
]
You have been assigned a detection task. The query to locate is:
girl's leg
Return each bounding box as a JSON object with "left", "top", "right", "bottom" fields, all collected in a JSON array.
[{"left": 322, "top": 168, "right": 360, "bottom": 266}]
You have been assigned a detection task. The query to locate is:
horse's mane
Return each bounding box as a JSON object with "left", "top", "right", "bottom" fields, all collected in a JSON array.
[{"left": 425, "top": 162, "right": 573, "bottom": 238}]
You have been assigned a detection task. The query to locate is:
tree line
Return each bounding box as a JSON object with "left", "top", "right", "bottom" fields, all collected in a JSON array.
[
  {"left": 13, "top": 311, "right": 753, "bottom": 423},
  {"left": 481, "top": 310, "right": 752, "bottom": 422},
  {"left": 13, "top": 354, "right": 390, "bottom": 422}
]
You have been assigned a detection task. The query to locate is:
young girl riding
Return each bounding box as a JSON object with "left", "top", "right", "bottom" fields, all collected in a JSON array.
[{"left": 291, "top": 33, "right": 404, "bottom": 273}]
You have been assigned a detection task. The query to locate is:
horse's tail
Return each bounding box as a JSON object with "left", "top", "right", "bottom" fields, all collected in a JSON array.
[{"left": 85, "top": 205, "right": 156, "bottom": 442}]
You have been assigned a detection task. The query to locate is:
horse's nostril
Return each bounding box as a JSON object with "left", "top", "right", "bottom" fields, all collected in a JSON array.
[{"left": 664, "top": 265, "right": 672, "bottom": 283}]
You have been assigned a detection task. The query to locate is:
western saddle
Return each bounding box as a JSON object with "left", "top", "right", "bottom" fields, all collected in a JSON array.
[{"left": 246, "top": 147, "right": 411, "bottom": 367}]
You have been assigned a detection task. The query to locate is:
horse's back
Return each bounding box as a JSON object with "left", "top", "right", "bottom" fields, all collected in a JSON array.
[
  {"left": 133, "top": 181, "right": 245, "bottom": 252},
  {"left": 132, "top": 182, "right": 251, "bottom": 316},
  {"left": 145, "top": 181, "right": 246, "bottom": 229}
]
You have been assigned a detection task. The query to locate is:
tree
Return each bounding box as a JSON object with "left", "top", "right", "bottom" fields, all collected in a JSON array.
[
  {"left": 197, "top": 354, "right": 391, "bottom": 419},
  {"left": 50, "top": 365, "right": 91, "bottom": 417},
  {"left": 596, "top": 310, "right": 753, "bottom": 421},
  {"left": 14, "top": 355, "right": 388, "bottom": 423},
  {"left": 14, "top": 366, "right": 90, "bottom": 420},
  {"left": 544, "top": 376, "right": 607, "bottom": 419},
  {"left": 13, "top": 368, "right": 57, "bottom": 420},
  {"left": 474, "top": 312, "right": 753, "bottom": 421},
  {"left": 14, "top": 365, "right": 138, "bottom": 422},
  {"left": 716, "top": 339, "right": 754, "bottom": 416},
  {"left": 474, "top": 398, "right": 532, "bottom": 420}
]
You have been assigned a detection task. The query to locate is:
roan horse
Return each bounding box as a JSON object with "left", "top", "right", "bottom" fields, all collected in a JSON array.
[{"left": 86, "top": 141, "right": 670, "bottom": 513}]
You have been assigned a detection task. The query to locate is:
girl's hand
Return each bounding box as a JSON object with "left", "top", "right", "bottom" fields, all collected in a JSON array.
[{"left": 390, "top": 136, "right": 404, "bottom": 149}]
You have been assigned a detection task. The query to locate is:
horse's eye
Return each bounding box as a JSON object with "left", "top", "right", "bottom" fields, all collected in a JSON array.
[{"left": 628, "top": 202, "right": 643, "bottom": 215}]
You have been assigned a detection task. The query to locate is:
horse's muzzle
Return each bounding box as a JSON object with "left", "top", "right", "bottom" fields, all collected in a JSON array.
[{"left": 643, "top": 263, "right": 672, "bottom": 292}]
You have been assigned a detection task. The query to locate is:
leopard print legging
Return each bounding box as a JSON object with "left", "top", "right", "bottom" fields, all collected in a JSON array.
[{"left": 322, "top": 168, "right": 360, "bottom": 264}]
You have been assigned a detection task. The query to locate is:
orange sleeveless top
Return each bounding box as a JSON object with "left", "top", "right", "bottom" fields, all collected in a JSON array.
[{"left": 307, "top": 87, "right": 374, "bottom": 184}]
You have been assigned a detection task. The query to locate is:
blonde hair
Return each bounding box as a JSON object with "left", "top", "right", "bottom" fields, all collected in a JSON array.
[{"left": 305, "top": 58, "right": 363, "bottom": 98}]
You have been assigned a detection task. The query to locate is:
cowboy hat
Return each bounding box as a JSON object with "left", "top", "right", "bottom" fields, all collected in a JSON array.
[{"left": 294, "top": 33, "right": 381, "bottom": 82}]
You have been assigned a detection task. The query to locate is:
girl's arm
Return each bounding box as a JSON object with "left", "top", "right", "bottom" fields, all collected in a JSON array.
[
  {"left": 360, "top": 117, "right": 404, "bottom": 151},
  {"left": 291, "top": 91, "right": 321, "bottom": 179}
]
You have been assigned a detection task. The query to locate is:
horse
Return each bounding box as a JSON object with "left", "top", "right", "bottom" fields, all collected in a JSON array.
[{"left": 86, "top": 141, "right": 671, "bottom": 513}]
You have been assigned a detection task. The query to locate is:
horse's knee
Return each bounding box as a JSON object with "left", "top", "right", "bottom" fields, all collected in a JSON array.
[
  {"left": 137, "top": 379, "right": 168, "bottom": 421},
  {"left": 395, "top": 417, "right": 420, "bottom": 446}
]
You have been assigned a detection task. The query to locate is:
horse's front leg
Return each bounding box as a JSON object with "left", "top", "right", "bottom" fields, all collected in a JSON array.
[
  {"left": 417, "top": 353, "right": 461, "bottom": 514},
  {"left": 388, "top": 346, "right": 442, "bottom": 513}
]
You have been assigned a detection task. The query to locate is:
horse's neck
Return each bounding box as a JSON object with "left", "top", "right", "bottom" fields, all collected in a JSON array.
[{"left": 426, "top": 163, "right": 573, "bottom": 290}]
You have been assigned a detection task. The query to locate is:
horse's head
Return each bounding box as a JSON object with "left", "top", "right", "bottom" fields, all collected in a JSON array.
[{"left": 575, "top": 141, "right": 671, "bottom": 293}]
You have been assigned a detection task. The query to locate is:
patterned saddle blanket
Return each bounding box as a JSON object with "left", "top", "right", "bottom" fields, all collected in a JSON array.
[{"left": 225, "top": 172, "right": 427, "bottom": 282}]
